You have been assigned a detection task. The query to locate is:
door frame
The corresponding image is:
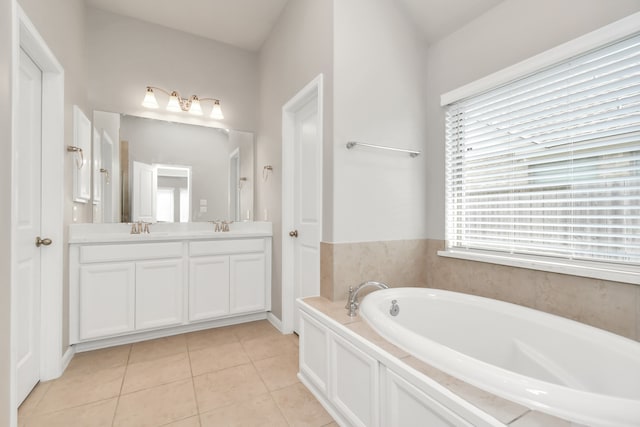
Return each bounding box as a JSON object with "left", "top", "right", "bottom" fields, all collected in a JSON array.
[
  {"left": 11, "top": 4, "right": 64, "bottom": 416},
  {"left": 281, "top": 74, "right": 323, "bottom": 334}
]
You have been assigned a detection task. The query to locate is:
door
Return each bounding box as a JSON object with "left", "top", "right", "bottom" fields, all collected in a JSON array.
[
  {"left": 16, "top": 48, "right": 43, "bottom": 404},
  {"left": 230, "top": 253, "right": 266, "bottom": 313},
  {"left": 136, "top": 259, "right": 184, "bottom": 330},
  {"left": 189, "top": 256, "right": 230, "bottom": 321},
  {"left": 79, "top": 263, "right": 135, "bottom": 340},
  {"left": 100, "top": 130, "right": 114, "bottom": 222},
  {"left": 292, "top": 96, "right": 322, "bottom": 331},
  {"left": 132, "top": 161, "right": 156, "bottom": 222}
]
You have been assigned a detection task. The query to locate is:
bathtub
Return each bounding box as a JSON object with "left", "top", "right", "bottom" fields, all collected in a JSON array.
[{"left": 359, "top": 287, "right": 640, "bottom": 427}]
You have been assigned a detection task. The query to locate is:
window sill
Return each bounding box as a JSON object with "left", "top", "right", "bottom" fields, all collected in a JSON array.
[{"left": 437, "top": 249, "right": 640, "bottom": 286}]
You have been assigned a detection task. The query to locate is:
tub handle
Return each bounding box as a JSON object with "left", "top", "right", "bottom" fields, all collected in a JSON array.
[{"left": 390, "top": 300, "right": 399, "bottom": 316}]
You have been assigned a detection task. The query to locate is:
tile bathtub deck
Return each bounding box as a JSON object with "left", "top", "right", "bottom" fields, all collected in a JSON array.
[{"left": 18, "top": 320, "right": 337, "bottom": 427}]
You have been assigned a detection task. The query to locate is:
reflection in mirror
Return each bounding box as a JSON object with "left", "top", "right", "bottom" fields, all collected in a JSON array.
[{"left": 91, "top": 111, "right": 254, "bottom": 223}]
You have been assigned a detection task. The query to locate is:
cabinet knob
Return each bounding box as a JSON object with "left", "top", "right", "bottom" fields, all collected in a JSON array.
[
  {"left": 36, "top": 236, "right": 53, "bottom": 247},
  {"left": 289, "top": 230, "right": 298, "bottom": 238}
]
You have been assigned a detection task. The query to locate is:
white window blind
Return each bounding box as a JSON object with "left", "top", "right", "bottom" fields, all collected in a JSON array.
[{"left": 445, "top": 33, "right": 640, "bottom": 268}]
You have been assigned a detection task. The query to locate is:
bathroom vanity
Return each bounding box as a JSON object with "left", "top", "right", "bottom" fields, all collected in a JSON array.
[{"left": 68, "top": 222, "right": 272, "bottom": 350}]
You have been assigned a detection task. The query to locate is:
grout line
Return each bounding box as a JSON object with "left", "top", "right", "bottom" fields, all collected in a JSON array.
[
  {"left": 111, "top": 344, "right": 133, "bottom": 427},
  {"left": 186, "top": 343, "right": 203, "bottom": 426}
]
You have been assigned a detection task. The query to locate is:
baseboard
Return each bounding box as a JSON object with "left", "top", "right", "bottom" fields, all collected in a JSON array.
[
  {"left": 267, "top": 312, "right": 283, "bottom": 333},
  {"left": 61, "top": 346, "right": 75, "bottom": 374}
]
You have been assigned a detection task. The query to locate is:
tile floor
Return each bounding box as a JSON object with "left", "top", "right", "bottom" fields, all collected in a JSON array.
[{"left": 19, "top": 320, "right": 338, "bottom": 427}]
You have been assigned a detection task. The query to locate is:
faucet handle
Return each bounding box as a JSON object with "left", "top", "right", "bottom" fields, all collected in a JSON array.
[{"left": 345, "top": 286, "right": 354, "bottom": 309}]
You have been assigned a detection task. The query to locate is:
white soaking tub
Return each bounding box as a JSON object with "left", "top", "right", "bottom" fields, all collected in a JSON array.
[{"left": 359, "top": 287, "right": 640, "bottom": 427}]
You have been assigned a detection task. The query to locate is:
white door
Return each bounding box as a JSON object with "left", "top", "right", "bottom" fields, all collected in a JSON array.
[
  {"left": 132, "top": 161, "right": 156, "bottom": 222},
  {"left": 100, "top": 130, "right": 114, "bottom": 222},
  {"left": 291, "top": 96, "right": 322, "bottom": 332},
  {"left": 136, "top": 259, "right": 184, "bottom": 330},
  {"left": 16, "top": 48, "right": 43, "bottom": 405},
  {"left": 230, "top": 253, "right": 266, "bottom": 313}
]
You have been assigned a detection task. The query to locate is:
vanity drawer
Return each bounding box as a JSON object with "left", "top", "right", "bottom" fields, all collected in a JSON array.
[
  {"left": 190, "top": 239, "right": 265, "bottom": 256},
  {"left": 80, "top": 242, "right": 184, "bottom": 263}
]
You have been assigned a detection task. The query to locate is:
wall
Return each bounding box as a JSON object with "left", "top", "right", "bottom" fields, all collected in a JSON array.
[
  {"left": 86, "top": 7, "right": 259, "bottom": 133},
  {"left": 0, "top": 0, "right": 14, "bottom": 424},
  {"left": 17, "top": 0, "right": 89, "bottom": 352},
  {"left": 333, "top": 0, "right": 427, "bottom": 243},
  {"left": 319, "top": 0, "right": 428, "bottom": 300},
  {"left": 424, "top": 0, "right": 640, "bottom": 340},
  {"left": 258, "top": 0, "right": 334, "bottom": 318}
]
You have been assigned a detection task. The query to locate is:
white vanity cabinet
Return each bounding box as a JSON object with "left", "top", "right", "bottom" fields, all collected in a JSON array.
[
  {"left": 189, "top": 239, "right": 269, "bottom": 321},
  {"left": 69, "top": 229, "right": 272, "bottom": 348}
]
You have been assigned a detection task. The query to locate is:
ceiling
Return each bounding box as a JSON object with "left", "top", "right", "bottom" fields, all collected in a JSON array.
[{"left": 85, "top": 0, "right": 502, "bottom": 51}]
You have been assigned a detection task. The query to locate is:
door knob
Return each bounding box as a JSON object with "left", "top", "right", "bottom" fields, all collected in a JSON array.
[
  {"left": 289, "top": 230, "right": 298, "bottom": 238},
  {"left": 35, "top": 236, "right": 52, "bottom": 247}
]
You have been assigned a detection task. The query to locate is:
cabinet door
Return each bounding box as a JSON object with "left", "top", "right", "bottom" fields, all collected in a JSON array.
[
  {"left": 383, "top": 369, "right": 474, "bottom": 427},
  {"left": 136, "top": 259, "right": 184, "bottom": 330},
  {"left": 189, "top": 256, "right": 230, "bottom": 321},
  {"left": 79, "top": 263, "right": 135, "bottom": 340},
  {"left": 330, "top": 333, "right": 379, "bottom": 427},
  {"left": 299, "top": 311, "right": 330, "bottom": 395},
  {"left": 229, "top": 253, "right": 265, "bottom": 313}
]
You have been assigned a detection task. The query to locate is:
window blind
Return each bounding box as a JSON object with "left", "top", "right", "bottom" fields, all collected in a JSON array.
[{"left": 445, "top": 33, "right": 640, "bottom": 267}]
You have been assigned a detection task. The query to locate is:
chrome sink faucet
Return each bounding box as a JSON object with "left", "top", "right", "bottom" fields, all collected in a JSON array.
[{"left": 345, "top": 281, "right": 390, "bottom": 317}]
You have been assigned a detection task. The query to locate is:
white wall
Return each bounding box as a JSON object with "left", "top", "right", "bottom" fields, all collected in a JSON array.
[
  {"left": 86, "top": 7, "right": 259, "bottom": 133},
  {"left": 0, "top": 1, "right": 14, "bottom": 424},
  {"left": 92, "top": 110, "right": 121, "bottom": 223},
  {"left": 425, "top": 0, "right": 640, "bottom": 240},
  {"left": 332, "top": 0, "right": 427, "bottom": 243},
  {"left": 258, "top": 0, "right": 334, "bottom": 318}
]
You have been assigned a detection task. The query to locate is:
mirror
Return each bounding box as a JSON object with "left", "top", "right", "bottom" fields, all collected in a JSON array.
[{"left": 92, "top": 111, "right": 254, "bottom": 223}]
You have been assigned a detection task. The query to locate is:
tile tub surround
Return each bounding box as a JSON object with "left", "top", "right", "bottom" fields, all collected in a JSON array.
[
  {"left": 320, "top": 239, "right": 429, "bottom": 301},
  {"left": 426, "top": 239, "right": 640, "bottom": 342},
  {"left": 302, "top": 297, "right": 577, "bottom": 427},
  {"left": 319, "top": 238, "right": 639, "bottom": 341},
  {"left": 18, "top": 320, "right": 336, "bottom": 427}
]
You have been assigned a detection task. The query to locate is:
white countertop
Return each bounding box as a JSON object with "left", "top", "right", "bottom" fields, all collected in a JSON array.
[{"left": 69, "top": 221, "right": 272, "bottom": 244}]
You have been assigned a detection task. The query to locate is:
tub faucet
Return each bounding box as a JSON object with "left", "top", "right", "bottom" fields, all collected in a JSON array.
[{"left": 346, "top": 281, "right": 390, "bottom": 317}]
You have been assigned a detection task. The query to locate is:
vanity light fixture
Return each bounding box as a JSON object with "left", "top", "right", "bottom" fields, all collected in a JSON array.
[{"left": 142, "top": 86, "right": 224, "bottom": 119}]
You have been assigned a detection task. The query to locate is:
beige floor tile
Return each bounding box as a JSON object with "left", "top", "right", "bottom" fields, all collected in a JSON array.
[
  {"left": 122, "top": 352, "right": 192, "bottom": 394},
  {"left": 20, "top": 397, "right": 117, "bottom": 427},
  {"left": 129, "top": 334, "right": 188, "bottom": 364},
  {"left": 185, "top": 326, "right": 239, "bottom": 351},
  {"left": 114, "top": 378, "right": 197, "bottom": 427},
  {"left": 189, "top": 341, "right": 250, "bottom": 376},
  {"left": 229, "top": 320, "right": 281, "bottom": 342},
  {"left": 199, "top": 393, "right": 288, "bottom": 427},
  {"left": 66, "top": 344, "right": 131, "bottom": 377},
  {"left": 193, "top": 363, "right": 268, "bottom": 413},
  {"left": 162, "top": 415, "right": 201, "bottom": 427},
  {"left": 18, "top": 381, "right": 51, "bottom": 418},
  {"left": 272, "top": 382, "right": 333, "bottom": 427},
  {"left": 253, "top": 351, "right": 300, "bottom": 391},
  {"left": 241, "top": 334, "right": 298, "bottom": 362},
  {"left": 321, "top": 423, "right": 339, "bottom": 427},
  {"left": 35, "top": 365, "right": 125, "bottom": 415}
]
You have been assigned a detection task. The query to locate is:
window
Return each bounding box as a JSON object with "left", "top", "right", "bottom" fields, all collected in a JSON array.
[{"left": 443, "top": 31, "right": 640, "bottom": 282}]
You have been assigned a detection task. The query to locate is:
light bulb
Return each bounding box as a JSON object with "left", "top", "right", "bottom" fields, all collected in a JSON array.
[
  {"left": 210, "top": 100, "right": 224, "bottom": 120},
  {"left": 190, "top": 96, "right": 203, "bottom": 115},
  {"left": 166, "top": 91, "right": 182, "bottom": 112},
  {"left": 141, "top": 87, "right": 158, "bottom": 109}
]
